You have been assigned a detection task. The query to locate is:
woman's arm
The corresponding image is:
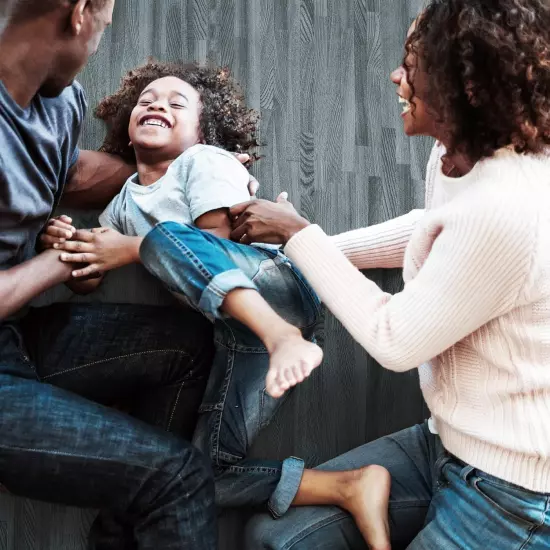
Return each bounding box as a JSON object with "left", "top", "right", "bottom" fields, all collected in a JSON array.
[
  {"left": 284, "top": 203, "right": 536, "bottom": 373},
  {"left": 330, "top": 209, "right": 425, "bottom": 270}
]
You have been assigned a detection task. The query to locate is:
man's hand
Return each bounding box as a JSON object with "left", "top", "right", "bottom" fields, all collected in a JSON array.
[
  {"left": 230, "top": 193, "right": 310, "bottom": 245},
  {"left": 54, "top": 228, "right": 143, "bottom": 278},
  {"left": 39, "top": 215, "right": 76, "bottom": 249}
]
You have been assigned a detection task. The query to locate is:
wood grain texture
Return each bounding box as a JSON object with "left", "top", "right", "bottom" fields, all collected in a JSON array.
[{"left": 1, "top": 1, "right": 432, "bottom": 548}]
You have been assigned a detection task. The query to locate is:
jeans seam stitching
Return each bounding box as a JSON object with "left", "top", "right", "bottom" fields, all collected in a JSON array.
[
  {"left": 167, "top": 379, "right": 186, "bottom": 432},
  {"left": 210, "top": 322, "right": 238, "bottom": 464},
  {"left": 40, "top": 349, "right": 192, "bottom": 380},
  {"left": 519, "top": 526, "right": 538, "bottom": 550},
  {"left": 157, "top": 224, "right": 216, "bottom": 283},
  {"left": 0, "top": 443, "right": 157, "bottom": 471}
]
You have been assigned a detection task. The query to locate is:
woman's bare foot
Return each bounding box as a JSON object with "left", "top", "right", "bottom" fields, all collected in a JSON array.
[
  {"left": 265, "top": 329, "right": 323, "bottom": 398},
  {"left": 338, "top": 465, "right": 392, "bottom": 550}
]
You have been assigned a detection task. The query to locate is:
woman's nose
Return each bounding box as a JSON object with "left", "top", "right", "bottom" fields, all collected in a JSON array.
[{"left": 390, "top": 66, "right": 406, "bottom": 85}]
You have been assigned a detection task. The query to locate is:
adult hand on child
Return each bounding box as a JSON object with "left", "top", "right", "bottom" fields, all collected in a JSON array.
[
  {"left": 39, "top": 215, "right": 76, "bottom": 249},
  {"left": 54, "top": 227, "right": 142, "bottom": 278},
  {"left": 235, "top": 153, "right": 259, "bottom": 197},
  {"left": 230, "top": 192, "right": 310, "bottom": 245}
]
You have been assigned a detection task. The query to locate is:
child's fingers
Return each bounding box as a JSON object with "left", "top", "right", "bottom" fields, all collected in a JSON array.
[
  {"left": 59, "top": 252, "right": 96, "bottom": 264},
  {"left": 54, "top": 240, "right": 94, "bottom": 252},
  {"left": 72, "top": 264, "right": 100, "bottom": 278}
]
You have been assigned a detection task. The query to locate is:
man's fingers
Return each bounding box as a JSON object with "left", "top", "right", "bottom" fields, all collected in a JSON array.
[
  {"left": 40, "top": 234, "right": 65, "bottom": 247},
  {"left": 58, "top": 215, "right": 73, "bottom": 224},
  {"left": 59, "top": 252, "right": 96, "bottom": 264}
]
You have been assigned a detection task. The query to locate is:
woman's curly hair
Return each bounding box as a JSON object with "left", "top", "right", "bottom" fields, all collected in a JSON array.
[
  {"left": 405, "top": 0, "right": 550, "bottom": 160},
  {"left": 95, "top": 60, "right": 260, "bottom": 164}
]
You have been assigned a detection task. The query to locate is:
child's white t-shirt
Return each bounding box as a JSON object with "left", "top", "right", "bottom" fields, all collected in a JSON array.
[{"left": 99, "top": 144, "right": 251, "bottom": 236}]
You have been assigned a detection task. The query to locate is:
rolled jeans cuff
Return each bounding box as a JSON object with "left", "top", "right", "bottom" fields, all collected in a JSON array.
[
  {"left": 267, "top": 456, "right": 305, "bottom": 518},
  {"left": 198, "top": 270, "right": 257, "bottom": 320}
]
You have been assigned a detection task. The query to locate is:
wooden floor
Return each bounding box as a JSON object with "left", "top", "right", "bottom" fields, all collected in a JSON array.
[{"left": 0, "top": 0, "right": 433, "bottom": 548}]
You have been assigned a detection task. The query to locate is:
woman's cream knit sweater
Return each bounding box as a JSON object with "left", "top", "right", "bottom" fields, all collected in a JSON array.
[{"left": 285, "top": 144, "right": 550, "bottom": 493}]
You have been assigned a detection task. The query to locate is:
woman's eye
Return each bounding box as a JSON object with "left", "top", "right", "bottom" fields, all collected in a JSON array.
[
  {"left": 171, "top": 103, "right": 185, "bottom": 108},
  {"left": 139, "top": 100, "right": 152, "bottom": 106}
]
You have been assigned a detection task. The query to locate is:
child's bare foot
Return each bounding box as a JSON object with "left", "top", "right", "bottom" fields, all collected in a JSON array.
[
  {"left": 339, "top": 465, "right": 392, "bottom": 550},
  {"left": 265, "top": 330, "right": 323, "bottom": 398}
]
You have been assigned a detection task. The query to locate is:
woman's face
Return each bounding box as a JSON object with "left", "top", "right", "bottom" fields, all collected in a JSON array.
[
  {"left": 128, "top": 76, "right": 202, "bottom": 158},
  {"left": 390, "top": 21, "right": 437, "bottom": 138}
]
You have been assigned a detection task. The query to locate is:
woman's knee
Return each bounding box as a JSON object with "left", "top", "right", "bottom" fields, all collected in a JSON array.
[{"left": 245, "top": 514, "right": 286, "bottom": 550}]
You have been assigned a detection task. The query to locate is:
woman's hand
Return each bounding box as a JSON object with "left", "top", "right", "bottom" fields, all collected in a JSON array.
[
  {"left": 54, "top": 227, "right": 143, "bottom": 278},
  {"left": 230, "top": 193, "right": 310, "bottom": 245}
]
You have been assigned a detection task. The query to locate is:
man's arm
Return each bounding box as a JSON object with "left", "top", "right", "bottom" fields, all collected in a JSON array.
[
  {"left": 0, "top": 249, "right": 72, "bottom": 320},
  {"left": 61, "top": 150, "right": 135, "bottom": 209}
]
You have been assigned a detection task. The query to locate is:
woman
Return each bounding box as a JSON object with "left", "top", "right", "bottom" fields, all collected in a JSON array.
[{"left": 236, "top": 1, "right": 550, "bottom": 548}]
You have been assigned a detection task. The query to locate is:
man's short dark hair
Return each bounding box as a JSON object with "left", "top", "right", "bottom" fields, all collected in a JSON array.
[{"left": 11, "top": 0, "right": 105, "bottom": 23}]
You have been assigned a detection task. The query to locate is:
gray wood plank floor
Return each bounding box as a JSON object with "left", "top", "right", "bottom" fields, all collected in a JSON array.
[{"left": 0, "top": 1, "right": 433, "bottom": 548}]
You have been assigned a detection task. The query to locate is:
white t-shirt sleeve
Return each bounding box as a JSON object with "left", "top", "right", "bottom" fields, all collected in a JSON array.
[
  {"left": 184, "top": 149, "right": 251, "bottom": 222},
  {"left": 98, "top": 192, "right": 123, "bottom": 232}
]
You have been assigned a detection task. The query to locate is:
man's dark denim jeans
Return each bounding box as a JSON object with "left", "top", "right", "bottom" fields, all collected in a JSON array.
[{"left": 0, "top": 303, "right": 217, "bottom": 550}]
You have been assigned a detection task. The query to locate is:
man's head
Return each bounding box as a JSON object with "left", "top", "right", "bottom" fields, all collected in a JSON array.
[{"left": 7, "top": 0, "right": 114, "bottom": 97}]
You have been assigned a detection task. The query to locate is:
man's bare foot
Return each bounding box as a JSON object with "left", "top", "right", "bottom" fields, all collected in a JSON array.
[
  {"left": 339, "top": 465, "right": 392, "bottom": 550},
  {"left": 265, "top": 330, "right": 323, "bottom": 398}
]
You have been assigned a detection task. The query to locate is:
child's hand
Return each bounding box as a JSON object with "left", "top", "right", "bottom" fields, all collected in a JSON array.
[
  {"left": 235, "top": 153, "right": 260, "bottom": 196},
  {"left": 39, "top": 215, "right": 76, "bottom": 249},
  {"left": 54, "top": 227, "right": 143, "bottom": 278}
]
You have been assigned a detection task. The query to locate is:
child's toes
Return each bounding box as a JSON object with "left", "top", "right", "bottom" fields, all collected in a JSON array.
[
  {"left": 282, "top": 367, "right": 297, "bottom": 387},
  {"left": 292, "top": 365, "right": 305, "bottom": 383}
]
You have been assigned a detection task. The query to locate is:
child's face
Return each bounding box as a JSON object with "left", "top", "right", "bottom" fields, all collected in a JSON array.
[{"left": 129, "top": 76, "right": 202, "bottom": 158}]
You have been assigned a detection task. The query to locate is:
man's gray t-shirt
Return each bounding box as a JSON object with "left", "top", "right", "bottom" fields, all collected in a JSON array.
[
  {"left": 0, "top": 80, "right": 86, "bottom": 269},
  {"left": 99, "top": 144, "right": 251, "bottom": 236}
]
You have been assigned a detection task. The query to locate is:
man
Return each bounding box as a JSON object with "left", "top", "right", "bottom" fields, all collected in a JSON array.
[{"left": 0, "top": 1, "right": 218, "bottom": 548}]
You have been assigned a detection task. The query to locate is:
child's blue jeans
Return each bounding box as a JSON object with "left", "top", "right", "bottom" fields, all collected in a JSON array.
[{"left": 140, "top": 222, "right": 322, "bottom": 516}]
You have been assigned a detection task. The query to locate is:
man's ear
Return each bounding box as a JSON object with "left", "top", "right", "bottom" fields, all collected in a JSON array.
[{"left": 68, "top": 0, "right": 88, "bottom": 36}]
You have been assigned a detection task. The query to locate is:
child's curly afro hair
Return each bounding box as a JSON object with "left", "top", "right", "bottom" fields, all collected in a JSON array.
[{"left": 95, "top": 59, "right": 260, "bottom": 164}]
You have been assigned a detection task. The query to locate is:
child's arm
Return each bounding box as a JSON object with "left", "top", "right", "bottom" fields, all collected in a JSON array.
[
  {"left": 55, "top": 228, "right": 142, "bottom": 279},
  {"left": 185, "top": 148, "right": 252, "bottom": 238},
  {"left": 194, "top": 209, "right": 232, "bottom": 239},
  {"left": 39, "top": 215, "right": 105, "bottom": 294}
]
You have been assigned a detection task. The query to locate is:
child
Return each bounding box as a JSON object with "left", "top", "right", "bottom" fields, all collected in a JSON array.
[{"left": 44, "top": 61, "right": 391, "bottom": 550}]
